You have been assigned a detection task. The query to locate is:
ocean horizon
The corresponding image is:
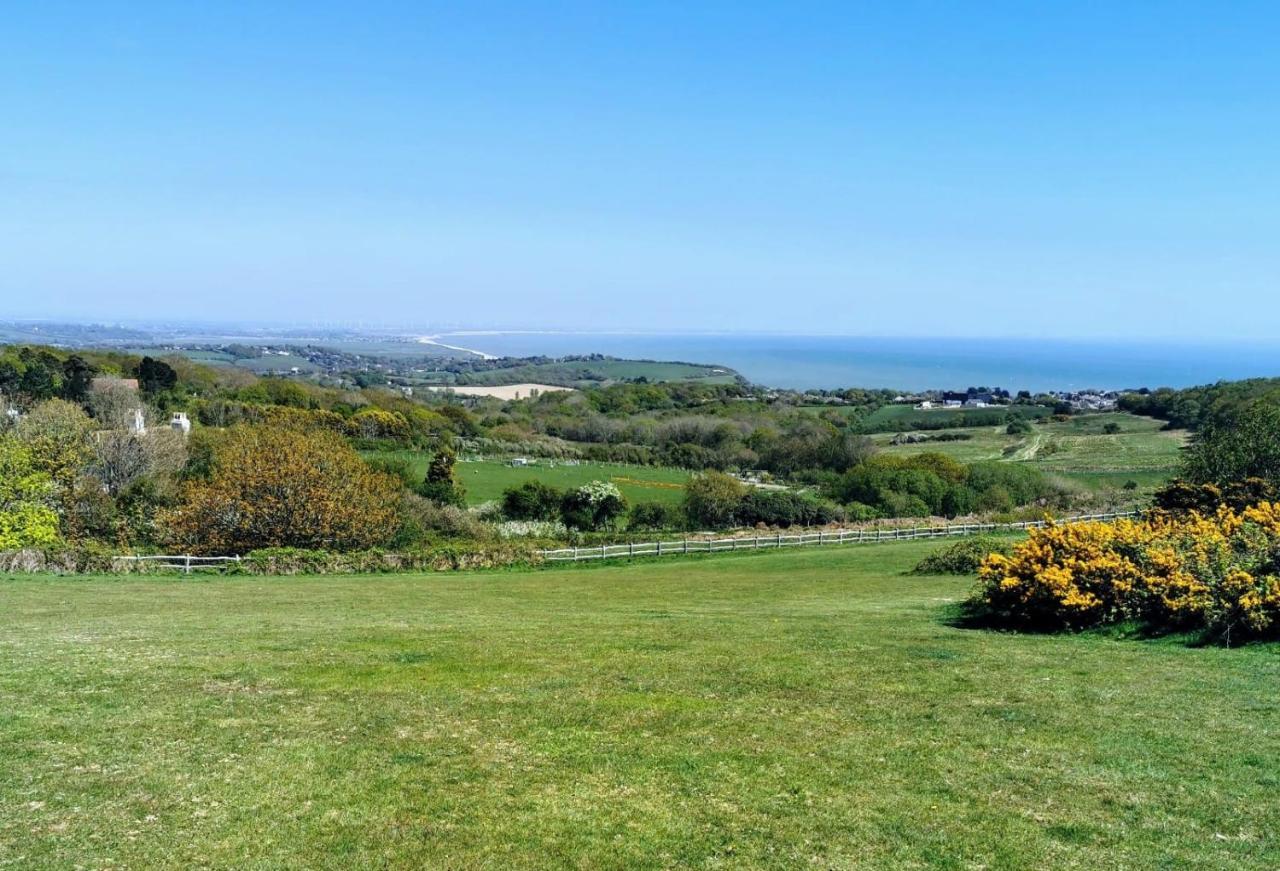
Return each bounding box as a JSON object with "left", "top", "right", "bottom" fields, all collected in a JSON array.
[{"left": 431, "top": 332, "right": 1280, "bottom": 393}]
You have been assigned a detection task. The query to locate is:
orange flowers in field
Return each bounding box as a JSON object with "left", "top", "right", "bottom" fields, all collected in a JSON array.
[{"left": 977, "top": 504, "right": 1280, "bottom": 641}]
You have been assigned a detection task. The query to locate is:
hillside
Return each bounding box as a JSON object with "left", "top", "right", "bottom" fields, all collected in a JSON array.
[{"left": 3, "top": 542, "right": 1275, "bottom": 868}]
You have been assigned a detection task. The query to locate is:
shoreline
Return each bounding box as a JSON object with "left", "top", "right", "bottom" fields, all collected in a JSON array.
[{"left": 416, "top": 336, "right": 499, "bottom": 360}]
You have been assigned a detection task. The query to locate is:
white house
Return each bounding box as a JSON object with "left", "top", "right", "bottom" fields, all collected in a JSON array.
[{"left": 171, "top": 412, "right": 191, "bottom": 434}]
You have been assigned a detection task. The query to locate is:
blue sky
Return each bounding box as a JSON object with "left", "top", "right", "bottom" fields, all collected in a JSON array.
[{"left": 2, "top": 2, "right": 1278, "bottom": 338}]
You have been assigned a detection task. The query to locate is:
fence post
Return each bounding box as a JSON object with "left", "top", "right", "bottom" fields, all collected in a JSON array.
[
  {"left": 684, "top": 539, "right": 689, "bottom": 554},
  {"left": 184, "top": 554, "right": 191, "bottom": 575},
  {"left": 601, "top": 544, "right": 606, "bottom": 559},
  {"left": 574, "top": 546, "right": 579, "bottom": 561},
  {"left": 629, "top": 542, "right": 634, "bottom": 558},
  {"left": 657, "top": 541, "right": 662, "bottom": 556}
]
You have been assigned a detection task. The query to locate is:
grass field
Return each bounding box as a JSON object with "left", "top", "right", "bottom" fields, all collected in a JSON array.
[
  {"left": 874, "top": 413, "right": 1187, "bottom": 493},
  {"left": 381, "top": 453, "right": 690, "bottom": 505},
  {"left": 3, "top": 542, "right": 1277, "bottom": 868}
]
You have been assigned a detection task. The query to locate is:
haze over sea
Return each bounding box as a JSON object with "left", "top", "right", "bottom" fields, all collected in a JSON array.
[{"left": 433, "top": 333, "right": 1280, "bottom": 393}]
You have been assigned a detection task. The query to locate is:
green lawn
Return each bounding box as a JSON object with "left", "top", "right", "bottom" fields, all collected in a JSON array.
[
  {"left": 3, "top": 542, "right": 1277, "bottom": 868},
  {"left": 380, "top": 453, "right": 690, "bottom": 505}
]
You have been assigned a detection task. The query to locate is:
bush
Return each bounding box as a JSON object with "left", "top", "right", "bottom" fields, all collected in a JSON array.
[
  {"left": 0, "top": 436, "right": 61, "bottom": 549},
  {"left": 629, "top": 501, "right": 686, "bottom": 531},
  {"left": 738, "top": 489, "right": 841, "bottom": 528},
  {"left": 560, "top": 480, "right": 628, "bottom": 531},
  {"left": 683, "top": 471, "right": 747, "bottom": 528},
  {"left": 911, "top": 536, "right": 1012, "bottom": 575},
  {"left": 416, "top": 448, "right": 466, "bottom": 507},
  {"left": 164, "top": 425, "right": 401, "bottom": 554},
  {"left": 501, "top": 480, "right": 564, "bottom": 521},
  {"left": 1006, "top": 419, "right": 1032, "bottom": 435},
  {"left": 365, "top": 455, "right": 417, "bottom": 489},
  {"left": 975, "top": 505, "right": 1280, "bottom": 642}
]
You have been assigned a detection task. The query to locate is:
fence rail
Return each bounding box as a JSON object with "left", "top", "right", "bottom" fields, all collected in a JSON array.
[
  {"left": 112, "top": 555, "right": 242, "bottom": 574},
  {"left": 539, "top": 511, "right": 1140, "bottom": 562}
]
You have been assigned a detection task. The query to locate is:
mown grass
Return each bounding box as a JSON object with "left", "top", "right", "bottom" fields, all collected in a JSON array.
[
  {"left": 382, "top": 454, "right": 691, "bottom": 506},
  {"left": 2, "top": 541, "right": 1277, "bottom": 869}
]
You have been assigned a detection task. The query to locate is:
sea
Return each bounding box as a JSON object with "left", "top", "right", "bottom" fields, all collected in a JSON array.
[{"left": 428, "top": 332, "right": 1280, "bottom": 393}]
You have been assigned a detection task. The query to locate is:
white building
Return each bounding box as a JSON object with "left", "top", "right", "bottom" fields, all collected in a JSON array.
[{"left": 171, "top": 412, "right": 191, "bottom": 434}]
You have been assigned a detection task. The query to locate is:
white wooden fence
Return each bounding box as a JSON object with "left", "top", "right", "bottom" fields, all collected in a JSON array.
[
  {"left": 539, "top": 511, "right": 1139, "bottom": 562},
  {"left": 112, "top": 555, "right": 242, "bottom": 574}
]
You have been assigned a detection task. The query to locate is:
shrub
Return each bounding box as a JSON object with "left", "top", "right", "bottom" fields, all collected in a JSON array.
[
  {"left": 629, "top": 501, "right": 685, "bottom": 531},
  {"left": 365, "top": 455, "right": 418, "bottom": 489},
  {"left": 1006, "top": 419, "right": 1032, "bottom": 435},
  {"left": 417, "top": 448, "right": 466, "bottom": 507},
  {"left": 738, "top": 489, "right": 841, "bottom": 528},
  {"left": 501, "top": 480, "right": 564, "bottom": 521},
  {"left": 683, "top": 470, "right": 747, "bottom": 528},
  {"left": 911, "top": 536, "right": 1012, "bottom": 575},
  {"left": 560, "top": 480, "right": 628, "bottom": 531},
  {"left": 975, "top": 505, "right": 1280, "bottom": 642},
  {"left": 164, "top": 425, "right": 401, "bottom": 554},
  {"left": 0, "top": 436, "right": 60, "bottom": 549}
]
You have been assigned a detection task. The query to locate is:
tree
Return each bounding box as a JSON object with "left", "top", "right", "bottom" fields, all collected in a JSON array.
[
  {"left": 163, "top": 425, "right": 401, "bottom": 553},
  {"left": 417, "top": 447, "right": 466, "bottom": 506},
  {"left": 0, "top": 436, "right": 60, "bottom": 549},
  {"left": 89, "top": 427, "right": 187, "bottom": 497},
  {"left": 15, "top": 399, "right": 93, "bottom": 496},
  {"left": 60, "top": 355, "right": 97, "bottom": 402},
  {"left": 136, "top": 357, "right": 178, "bottom": 394},
  {"left": 502, "top": 480, "right": 564, "bottom": 521},
  {"left": 683, "top": 471, "right": 746, "bottom": 529},
  {"left": 1183, "top": 402, "right": 1280, "bottom": 488},
  {"left": 88, "top": 380, "right": 143, "bottom": 429},
  {"left": 560, "top": 480, "right": 628, "bottom": 531}
]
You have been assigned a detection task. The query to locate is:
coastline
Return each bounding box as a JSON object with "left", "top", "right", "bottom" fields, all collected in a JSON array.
[{"left": 417, "top": 336, "right": 499, "bottom": 360}]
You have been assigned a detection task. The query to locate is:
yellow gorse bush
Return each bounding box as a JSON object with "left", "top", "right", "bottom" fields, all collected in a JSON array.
[{"left": 977, "top": 503, "right": 1280, "bottom": 641}]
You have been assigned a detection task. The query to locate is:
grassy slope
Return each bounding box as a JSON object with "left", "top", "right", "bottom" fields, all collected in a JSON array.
[
  {"left": 874, "top": 413, "right": 1187, "bottom": 493},
  {"left": 379, "top": 453, "right": 690, "bottom": 505},
  {"left": 2, "top": 542, "right": 1277, "bottom": 869}
]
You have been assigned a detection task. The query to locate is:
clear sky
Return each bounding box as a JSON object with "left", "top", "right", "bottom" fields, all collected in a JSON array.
[{"left": 3, "top": 2, "right": 1278, "bottom": 338}]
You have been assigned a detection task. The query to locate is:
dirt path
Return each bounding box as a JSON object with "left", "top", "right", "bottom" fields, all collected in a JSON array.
[{"left": 1011, "top": 433, "right": 1043, "bottom": 461}]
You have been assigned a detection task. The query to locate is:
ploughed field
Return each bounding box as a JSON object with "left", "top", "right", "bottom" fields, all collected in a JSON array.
[{"left": 2, "top": 542, "right": 1276, "bottom": 869}]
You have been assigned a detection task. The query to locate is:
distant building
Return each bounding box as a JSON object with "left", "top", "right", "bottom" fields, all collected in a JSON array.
[
  {"left": 171, "top": 412, "right": 191, "bottom": 434},
  {"left": 509, "top": 457, "right": 530, "bottom": 467},
  {"left": 130, "top": 408, "right": 147, "bottom": 435},
  {"left": 92, "top": 376, "right": 139, "bottom": 391}
]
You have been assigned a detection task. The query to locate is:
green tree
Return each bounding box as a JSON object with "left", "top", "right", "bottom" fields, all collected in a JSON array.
[
  {"left": 0, "top": 436, "right": 60, "bottom": 549},
  {"left": 1183, "top": 402, "right": 1280, "bottom": 487},
  {"left": 60, "top": 355, "right": 97, "bottom": 402},
  {"left": 137, "top": 356, "right": 178, "bottom": 394},
  {"left": 417, "top": 447, "right": 466, "bottom": 506},
  {"left": 560, "top": 480, "right": 628, "bottom": 531},
  {"left": 683, "top": 470, "right": 747, "bottom": 529},
  {"left": 502, "top": 480, "right": 563, "bottom": 521}
]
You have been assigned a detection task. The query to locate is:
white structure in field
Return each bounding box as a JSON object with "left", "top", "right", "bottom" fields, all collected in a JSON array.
[
  {"left": 171, "top": 412, "right": 191, "bottom": 434},
  {"left": 130, "top": 408, "right": 147, "bottom": 435}
]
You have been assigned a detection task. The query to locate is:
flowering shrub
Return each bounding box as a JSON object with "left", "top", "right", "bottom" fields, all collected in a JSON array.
[{"left": 976, "top": 504, "right": 1280, "bottom": 642}]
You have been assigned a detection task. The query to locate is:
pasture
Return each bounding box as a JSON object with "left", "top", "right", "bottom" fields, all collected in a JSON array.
[
  {"left": 2, "top": 542, "right": 1276, "bottom": 868},
  {"left": 382, "top": 453, "right": 690, "bottom": 505},
  {"left": 874, "top": 413, "right": 1187, "bottom": 493}
]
